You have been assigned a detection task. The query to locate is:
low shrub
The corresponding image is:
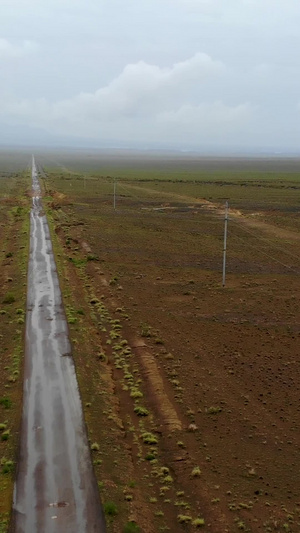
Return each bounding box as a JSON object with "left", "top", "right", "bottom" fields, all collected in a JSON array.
[
  {"left": 192, "top": 518, "right": 205, "bottom": 527},
  {"left": 123, "top": 521, "right": 140, "bottom": 533},
  {"left": 141, "top": 432, "right": 158, "bottom": 445},
  {"left": 134, "top": 406, "right": 149, "bottom": 417},
  {"left": 191, "top": 466, "right": 201, "bottom": 478},
  {"left": 178, "top": 515, "right": 192, "bottom": 524},
  {"left": 1, "top": 430, "right": 10, "bottom": 441},
  {"left": 2, "top": 293, "right": 15, "bottom": 304},
  {"left": 0, "top": 397, "right": 12, "bottom": 409},
  {"left": 104, "top": 501, "right": 118, "bottom": 516}
]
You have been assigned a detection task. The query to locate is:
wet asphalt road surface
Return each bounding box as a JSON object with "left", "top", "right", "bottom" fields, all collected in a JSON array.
[{"left": 12, "top": 158, "right": 106, "bottom": 532}]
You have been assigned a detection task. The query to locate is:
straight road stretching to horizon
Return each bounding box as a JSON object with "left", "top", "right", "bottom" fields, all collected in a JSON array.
[{"left": 12, "top": 157, "right": 106, "bottom": 532}]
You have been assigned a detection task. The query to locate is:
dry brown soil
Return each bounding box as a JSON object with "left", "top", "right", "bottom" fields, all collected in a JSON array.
[
  {"left": 0, "top": 172, "right": 30, "bottom": 532},
  {"left": 43, "top": 173, "right": 300, "bottom": 533}
]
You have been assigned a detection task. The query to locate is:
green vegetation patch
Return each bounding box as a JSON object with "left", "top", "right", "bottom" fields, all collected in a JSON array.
[{"left": 0, "top": 398, "right": 12, "bottom": 410}]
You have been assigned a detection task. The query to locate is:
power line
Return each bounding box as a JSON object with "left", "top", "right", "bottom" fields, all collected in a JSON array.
[
  {"left": 108, "top": 185, "right": 300, "bottom": 273},
  {"left": 229, "top": 230, "right": 300, "bottom": 275},
  {"left": 230, "top": 216, "right": 300, "bottom": 264}
]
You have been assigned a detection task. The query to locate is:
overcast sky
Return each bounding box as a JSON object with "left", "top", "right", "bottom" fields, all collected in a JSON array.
[{"left": 1, "top": 0, "right": 300, "bottom": 153}]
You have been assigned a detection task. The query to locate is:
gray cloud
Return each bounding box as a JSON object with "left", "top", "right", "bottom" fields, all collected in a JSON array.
[
  {"left": 0, "top": 0, "right": 299, "bottom": 151},
  {"left": 0, "top": 53, "right": 250, "bottom": 143},
  {"left": 0, "top": 38, "right": 38, "bottom": 58}
]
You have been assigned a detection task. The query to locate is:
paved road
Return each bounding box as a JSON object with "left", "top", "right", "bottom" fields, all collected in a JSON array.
[{"left": 12, "top": 157, "right": 106, "bottom": 532}]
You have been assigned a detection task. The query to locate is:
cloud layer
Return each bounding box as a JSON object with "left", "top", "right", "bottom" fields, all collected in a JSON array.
[
  {"left": 0, "top": 0, "right": 300, "bottom": 150},
  {"left": 0, "top": 53, "right": 253, "bottom": 145},
  {"left": 0, "top": 38, "right": 37, "bottom": 58}
]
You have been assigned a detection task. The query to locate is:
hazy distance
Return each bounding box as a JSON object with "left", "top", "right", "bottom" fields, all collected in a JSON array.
[{"left": 1, "top": 1, "right": 300, "bottom": 155}]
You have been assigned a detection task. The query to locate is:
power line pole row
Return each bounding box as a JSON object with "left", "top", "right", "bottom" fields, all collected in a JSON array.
[
  {"left": 111, "top": 178, "right": 228, "bottom": 287},
  {"left": 222, "top": 201, "right": 229, "bottom": 288}
]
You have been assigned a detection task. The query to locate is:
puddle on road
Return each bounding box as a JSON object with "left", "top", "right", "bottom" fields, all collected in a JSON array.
[{"left": 49, "top": 502, "right": 70, "bottom": 508}]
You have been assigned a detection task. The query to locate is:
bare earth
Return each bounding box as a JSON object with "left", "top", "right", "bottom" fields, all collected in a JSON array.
[{"left": 38, "top": 164, "right": 300, "bottom": 532}]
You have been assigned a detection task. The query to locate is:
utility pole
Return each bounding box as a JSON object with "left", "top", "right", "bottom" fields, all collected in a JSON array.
[
  {"left": 222, "top": 201, "right": 229, "bottom": 287},
  {"left": 113, "top": 179, "right": 116, "bottom": 210}
]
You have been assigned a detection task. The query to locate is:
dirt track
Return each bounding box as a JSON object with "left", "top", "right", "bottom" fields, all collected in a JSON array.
[{"left": 12, "top": 158, "right": 105, "bottom": 532}]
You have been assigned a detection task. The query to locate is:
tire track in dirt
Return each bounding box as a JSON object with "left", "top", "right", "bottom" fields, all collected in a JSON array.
[
  {"left": 132, "top": 340, "right": 182, "bottom": 432},
  {"left": 124, "top": 182, "right": 300, "bottom": 242},
  {"left": 97, "top": 273, "right": 182, "bottom": 432}
]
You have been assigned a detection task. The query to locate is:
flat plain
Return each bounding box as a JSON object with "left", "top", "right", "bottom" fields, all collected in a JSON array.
[
  {"left": 0, "top": 162, "right": 30, "bottom": 532},
  {"left": 2, "top": 150, "right": 300, "bottom": 532}
]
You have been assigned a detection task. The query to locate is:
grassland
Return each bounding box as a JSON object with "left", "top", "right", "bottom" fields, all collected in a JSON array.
[
  {"left": 0, "top": 169, "right": 30, "bottom": 532},
  {"left": 37, "top": 154, "right": 300, "bottom": 533},
  {"left": 0, "top": 150, "right": 31, "bottom": 172},
  {"left": 2, "top": 149, "right": 300, "bottom": 532}
]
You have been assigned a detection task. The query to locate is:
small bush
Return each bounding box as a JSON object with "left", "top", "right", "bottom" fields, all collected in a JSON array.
[
  {"left": 207, "top": 406, "right": 222, "bottom": 415},
  {"left": 141, "top": 432, "right": 158, "bottom": 445},
  {"left": 123, "top": 522, "right": 140, "bottom": 533},
  {"left": 130, "top": 389, "right": 143, "bottom": 399},
  {"left": 1, "top": 430, "right": 10, "bottom": 441},
  {"left": 191, "top": 466, "right": 201, "bottom": 478},
  {"left": 2, "top": 293, "right": 15, "bottom": 304},
  {"left": 104, "top": 501, "right": 118, "bottom": 516},
  {"left": 134, "top": 406, "right": 149, "bottom": 417},
  {"left": 69, "top": 257, "right": 87, "bottom": 267},
  {"left": 90, "top": 297, "right": 100, "bottom": 305},
  {"left": 192, "top": 518, "right": 205, "bottom": 527},
  {"left": 12, "top": 206, "right": 23, "bottom": 217},
  {"left": 145, "top": 453, "right": 156, "bottom": 461},
  {"left": 160, "top": 467, "right": 169, "bottom": 475},
  {"left": 0, "top": 397, "right": 12, "bottom": 409},
  {"left": 140, "top": 323, "right": 152, "bottom": 337},
  {"left": 91, "top": 442, "right": 100, "bottom": 451},
  {"left": 2, "top": 460, "right": 14, "bottom": 474},
  {"left": 178, "top": 515, "right": 192, "bottom": 524}
]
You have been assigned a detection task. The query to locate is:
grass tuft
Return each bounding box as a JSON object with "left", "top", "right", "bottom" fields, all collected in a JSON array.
[
  {"left": 104, "top": 501, "right": 118, "bottom": 516},
  {"left": 141, "top": 432, "right": 158, "bottom": 445},
  {"left": 2, "top": 293, "right": 15, "bottom": 304},
  {"left": 123, "top": 522, "right": 141, "bottom": 533}
]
